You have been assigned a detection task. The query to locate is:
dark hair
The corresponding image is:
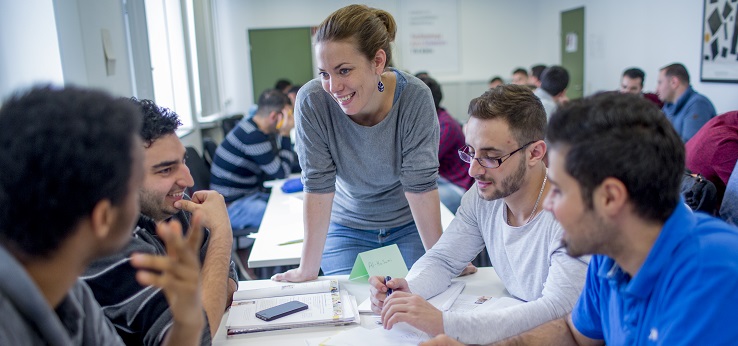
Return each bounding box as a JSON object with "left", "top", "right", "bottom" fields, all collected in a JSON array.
[
  {"left": 622, "top": 68, "right": 645, "bottom": 86},
  {"left": 315, "top": 4, "right": 397, "bottom": 67},
  {"left": 512, "top": 68, "right": 528, "bottom": 77},
  {"left": 547, "top": 92, "right": 683, "bottom": 222},
  {"left": 275, "top": 79, "right": 292, "bottom": 92},
  {"left": 256, "top": 89, "right": 291, "bottom": 116},
  {"left": 531, "top": 65, "right": 547, "bottom": 79},
  {"left": 489, "top": 76, "right": 504, "bottom": 84},
  {"left": 127, "top": 98, "right": 181, "bottom": 148},
  {"left": 414, "top": 71, "right": 430, "bottom": 80},
  {"left": 660, "top": 63, "right": 690, "bottom": 84},
  {"left": 288, "top": 85, "right": 301, "bottom": 95},
  {"left": 0, "top": 85, "right": 141, "bottom": 257},
  {"left": 468, "top": 85, "right": 546, "bottom": 145},
  {"left": 419, "top": 76, "right": 443, "bottom": 110},
  {"left": 540, "top": 66, "right": 570, "bottom": 96}
]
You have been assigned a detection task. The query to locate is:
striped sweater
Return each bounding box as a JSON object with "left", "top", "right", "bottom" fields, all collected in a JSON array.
[{"left": 210, "top": 118, "right": 296, "bottom": 203}]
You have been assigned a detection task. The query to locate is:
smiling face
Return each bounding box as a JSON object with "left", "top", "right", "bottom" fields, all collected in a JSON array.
[
  {"left": 315, "top": 39, "right": 384, "bottom": 118},
  {"left": 465, "top": 117, "right": 529, "bottom": 201},
  {"left": 139, "top": 133, "right": 194, "bottom": 221},
  {"left": 544, "top": 147, "right": 612, "bottom": 257}
]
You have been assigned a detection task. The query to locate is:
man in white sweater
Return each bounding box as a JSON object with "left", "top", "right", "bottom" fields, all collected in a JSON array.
[{"left": 369, "top": 85, "right": 588, "bottom": 344}]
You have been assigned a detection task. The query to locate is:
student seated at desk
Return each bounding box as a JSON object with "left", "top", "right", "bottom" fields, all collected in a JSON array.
[
  {"left": 369, "top": 85, "right": 588, "bottom": 345},
  {"left": 84, "top": 98, "right": 238, "bottom": 345},
  {"left": 210, "top": 89, "right": 297, "bottom": 229},
  {"left": 422, "top": 92, "right": 738, "bottom": 346},
  {"left": 273, "top": 4, "right": 445, "bottom": 281},
  {"left": 0, "top": 86, "right": 205, "bottom": 345}
]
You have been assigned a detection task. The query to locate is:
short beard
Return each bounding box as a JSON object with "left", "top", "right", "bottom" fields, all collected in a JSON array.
[
  {"left": 139, "top": 189, "right": 177, "bottom": 222},
  {"left": 478, "top": 155, "right": 527, "bottom": 201}
]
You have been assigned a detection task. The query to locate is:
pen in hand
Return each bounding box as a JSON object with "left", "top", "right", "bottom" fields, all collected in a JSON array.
[{"left": 385, "top": 275, "right": 393, "bottom": 296}]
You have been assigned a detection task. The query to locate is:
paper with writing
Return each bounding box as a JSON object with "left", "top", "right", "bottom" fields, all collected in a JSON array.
[{"left": 349, "top": 244, "right": 409, "bottom": 282}]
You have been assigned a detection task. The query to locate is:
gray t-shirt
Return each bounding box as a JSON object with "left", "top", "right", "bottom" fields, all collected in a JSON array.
[
  {"left": 295, "top": 68, "right": 440, "bottom": 229},
  {"left": 534, "top": 87, "right": 557, "bottom": 120},
  {"left": 0, "top": 245, "right": 123, "bottom": 346},
  {"left": 406, "top": 186, "right": 589, "bottom": 344}
]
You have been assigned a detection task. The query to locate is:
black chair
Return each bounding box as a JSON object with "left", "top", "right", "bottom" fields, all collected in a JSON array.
[
  {"left": 221, "top": 114, "right": 244, "bottom": 137},
  {"left": 184, "top": 146, "right": 256, "bottom": 280},
  {"left": 185, "top": 147, "right": 211, "bottom": 193},
  {"left": 202, "top": 137, "right": 218, "bottom": 168}
]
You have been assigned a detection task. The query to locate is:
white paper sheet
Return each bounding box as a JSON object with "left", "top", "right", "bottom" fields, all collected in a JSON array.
[{"left": 357, "top": 281, "right": 465, "bottom": 313}]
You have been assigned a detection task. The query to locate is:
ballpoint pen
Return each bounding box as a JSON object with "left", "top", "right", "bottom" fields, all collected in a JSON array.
[{"left": 278, "top": 239, "right": 304, "bottom": 246}]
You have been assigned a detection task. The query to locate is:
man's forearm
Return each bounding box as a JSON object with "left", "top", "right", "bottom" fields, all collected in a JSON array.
[
  {"left": 200, "top": 226, "right": 233, "bottom": 336},
  {"left": 492, "top": 317, "right": 580, "bottom": 346}
]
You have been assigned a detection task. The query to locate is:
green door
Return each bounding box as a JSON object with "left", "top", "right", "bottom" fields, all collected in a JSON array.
[
  {"left": 561, "top": 7, "right": 584, "bottom": 100},
  {"left": 248, "top": 27, "right": 314, "bottom": 102}
]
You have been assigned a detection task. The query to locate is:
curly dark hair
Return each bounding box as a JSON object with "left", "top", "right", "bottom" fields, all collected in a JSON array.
[
  {"left": 0, "top": 85, "right": 141, "bottom": 258},
  {"left": 126, "top": 98, "right": 181, "bottom": 148}
]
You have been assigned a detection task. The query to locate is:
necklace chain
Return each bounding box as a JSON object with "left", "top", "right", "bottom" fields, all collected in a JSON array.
[{"left": 508, "top": 173, "right": 547, "bottom": 226}]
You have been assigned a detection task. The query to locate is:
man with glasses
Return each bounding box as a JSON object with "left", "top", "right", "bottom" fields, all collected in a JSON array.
[
  {"left": 368, "top": 85, "right": 588, "bottom": 344},
  {"left": 210, "top": 89, "right": 297, "bottom": 229}
]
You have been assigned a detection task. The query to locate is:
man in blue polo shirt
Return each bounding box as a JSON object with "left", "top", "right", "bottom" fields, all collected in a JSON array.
[
  {"left": 656, "top": 63, "right": 716, "bottom": 142},
  {"left": 421, "top": 92, "right": 738, "bottom": 346}
]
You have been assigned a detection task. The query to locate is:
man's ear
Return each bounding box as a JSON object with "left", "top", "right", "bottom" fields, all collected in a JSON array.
[
  {"left": 90, "top": 199, "right": 114, "bottom": 240},
  {"left": 268, "top": 110, "right": 281, "bottom": 123},
  {"left": 594, "top": 177, "right": 628, "bottom": 217},
  {"left": 527, "top": 140, "right": 547, "bottom": 165},
  {"left": 373, "top": 49, "right": 387, "bottom": 73},
  {"left": 670, "top": 76, "right": 680, "bottom": 88}
]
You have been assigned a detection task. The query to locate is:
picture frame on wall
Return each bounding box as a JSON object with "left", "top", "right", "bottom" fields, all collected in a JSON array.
[{"left": 700, "top": 0, "right": 738, "bottom": 83}]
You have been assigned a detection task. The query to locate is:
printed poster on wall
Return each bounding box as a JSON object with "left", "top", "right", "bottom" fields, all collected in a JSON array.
[
  {"left": 700, "top": 0, "right": 738, "bottom": 83},
  {"left": 399, "top": 0, "right": 459, "bottom": 74}
]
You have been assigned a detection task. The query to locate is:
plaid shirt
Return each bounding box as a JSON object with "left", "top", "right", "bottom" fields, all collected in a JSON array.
[{"left": 438, "top": 108, "right": 474, "bottom": 190}]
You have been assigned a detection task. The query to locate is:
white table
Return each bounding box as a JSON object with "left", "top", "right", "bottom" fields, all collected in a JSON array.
[
  {"left": 213, "top": 267, "right": 510, "bottom": 345},
  {"left": 248, "top": 178, "right": 457, "bottom": 268}
]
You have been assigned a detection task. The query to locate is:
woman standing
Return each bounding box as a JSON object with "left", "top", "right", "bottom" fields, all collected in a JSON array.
[{"left": 273, "top": 4, "right": 443, "bottom": 281}]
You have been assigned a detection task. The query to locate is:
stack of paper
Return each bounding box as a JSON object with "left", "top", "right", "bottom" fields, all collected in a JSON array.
[{"left": 226, "top": 280, "right": 359, "bottom": 336}]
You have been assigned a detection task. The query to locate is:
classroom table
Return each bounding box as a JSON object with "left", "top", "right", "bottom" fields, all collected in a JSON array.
[
  {"left": 213, "top": 267, "right": 510, "bottom": 345},
  {"left": 248, "top": 177, "right": 457, "bottom": 268}
]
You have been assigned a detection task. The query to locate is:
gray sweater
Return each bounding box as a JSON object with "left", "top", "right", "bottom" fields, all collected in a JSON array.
[
  {"left": 0, "top": 245, "right": 123, "bottom": 346},
  {"left": 295, "top": 69, "right": 439, "bottom": 229},
  {"left": 406, "top": 186, "right": 589, "bottom": 344}
]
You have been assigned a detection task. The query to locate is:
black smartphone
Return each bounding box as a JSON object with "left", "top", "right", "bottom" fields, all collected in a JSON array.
[{"left": 255, "top": 301, "right": 309, "bottom": 321}]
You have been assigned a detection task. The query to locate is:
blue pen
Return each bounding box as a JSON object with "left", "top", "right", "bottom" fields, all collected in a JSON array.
[{"left": 385, "top": 275, "right": 393, "bottom": 296}]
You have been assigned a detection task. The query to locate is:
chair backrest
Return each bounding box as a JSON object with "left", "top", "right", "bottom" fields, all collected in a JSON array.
[
  {"left": 222, "top": 114, "right": 244, "bottom": 137},
  {"left": 202, "top": 137, "right": 218, "bottom": 168},
  {"left": 185, "top": 147, "right": 211, "bottom": 193}
]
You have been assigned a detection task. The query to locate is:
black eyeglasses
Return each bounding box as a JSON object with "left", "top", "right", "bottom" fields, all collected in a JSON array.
[{"left": 458, "top": 141, "right": 535, "bottom": 169}]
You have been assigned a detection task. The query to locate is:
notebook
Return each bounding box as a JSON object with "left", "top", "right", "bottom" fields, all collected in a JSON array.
[{"left": 226, "top": 279, "right": 359, "bottom": 335}]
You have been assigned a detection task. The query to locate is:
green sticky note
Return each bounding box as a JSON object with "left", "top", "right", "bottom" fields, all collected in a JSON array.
[{"left": 348, "top": 244, "right": 409, "bottom": 282}]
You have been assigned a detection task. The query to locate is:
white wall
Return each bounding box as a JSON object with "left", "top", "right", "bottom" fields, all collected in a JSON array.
[
  {"left": 0, "top": 0, "right": 64, "bottom": 99},
  {"left": 0, "top": 0, "right": 135, "bottom": 99},
  {"left": 538, "top": 0, "right": 738, "bottom": 114},
  {"left": 213, "top": 0, "right": 397, "bottom": 117},
  {"left": 215, "top": 0, "right": 738, "bottom": 117},
  {"left": 73, "top": 0, "right": 134, "bottom": 96},
  {"left": 213, "top": 0, "right": 541, "bottom": 120}
]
